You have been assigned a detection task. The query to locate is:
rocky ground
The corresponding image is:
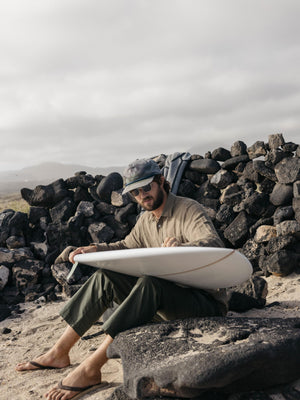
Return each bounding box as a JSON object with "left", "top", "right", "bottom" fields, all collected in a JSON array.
[{"left": 0, "top": 272, "right": 299, "bottom": 400}]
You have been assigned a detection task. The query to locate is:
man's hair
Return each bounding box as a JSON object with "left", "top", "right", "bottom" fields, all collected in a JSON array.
[{"left": 153, "top": 174, "right": 170, "bottom": 194}]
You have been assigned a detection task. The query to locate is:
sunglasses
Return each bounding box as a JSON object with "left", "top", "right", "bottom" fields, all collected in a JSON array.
[{"left": 129, "top": 183, "right": 153, "bottom": 197}]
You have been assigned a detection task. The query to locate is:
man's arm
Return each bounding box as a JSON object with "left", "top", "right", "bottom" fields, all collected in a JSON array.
[{"left": 177, "top": 201, "right": 224, "bottom": 248}]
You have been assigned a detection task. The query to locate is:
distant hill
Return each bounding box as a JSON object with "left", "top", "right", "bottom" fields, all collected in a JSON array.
[{"left": 0, "top": 162, "right": 124, "bottom": 195}]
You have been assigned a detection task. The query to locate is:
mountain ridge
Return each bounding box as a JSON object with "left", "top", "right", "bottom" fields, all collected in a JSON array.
[{"left": 0, "top": 162, "right": 124, "bottom": 195}]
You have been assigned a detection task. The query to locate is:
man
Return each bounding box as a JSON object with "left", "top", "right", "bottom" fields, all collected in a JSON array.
[{"left": 16, "top": 158, "right": 227, "bottom": 400}]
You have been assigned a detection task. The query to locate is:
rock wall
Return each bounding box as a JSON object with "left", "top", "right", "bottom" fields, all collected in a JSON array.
[{"left": 0, "top": 134, "right": 299, "bottom": 318}]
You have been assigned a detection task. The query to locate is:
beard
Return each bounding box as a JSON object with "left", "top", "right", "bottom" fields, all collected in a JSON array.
[{"left": 140, "top": 187, "right": 164, "bottom": 211}]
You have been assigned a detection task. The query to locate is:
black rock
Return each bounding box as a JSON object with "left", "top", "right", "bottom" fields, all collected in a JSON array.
[
  {"left": 247, "top": 141, "right": 267, "bottom": 160},
  {"left": 96, "top": 172, "right": 123, "bottom": 203},
  {"left": 275, "top": 157, "right": 300, "bottom": 184},
  {"left": 102, "top": 215, "right": 131, "bottom": 240},
  {"left": 266, "top": 235, "right": 297, "bottom": 254},
  {"left": 21, "top": 179, "right": 70, "bottom": 208},
  {"left": 177, "top": 179, "right": 197, "bottom": 199},
  {"left": 249, "top": 218, "right": 274, "bottom": 237},
  {"left": 115, "top": 203, "right": 137, "bottom": 224},
  {"left": 243, "top": 192, "right": 270, "bottom": 217},
  {"left": 258, "top": 178, "right": 275, "bottom": 194},
  {"left": 268, "top": 133, "right": 285, "bottom": 149},
  {"left": 75, "top": 201, "right": 95, "bottom": 217},
  {"left": 222, "top": 155, "right": 250, "bottom": 171},
  {"left": 8, "top": 212, "right": 28, "bottom": 236},
  {"left": 12, "top": 259, "right": 44, "bottom": 290},
  {"left": 231, "top": 140, "right": 248, "bottom": 156},
  {"left": 95, "top": 201, "right": 116, "bottom": 216},
  {"left": 183, "top": 170, "right": 208, "bottom": 185},
  {"left": 189, "top": 159, "right": 221, "bottom": 174},
  {"left": 220, "top": 184, "right": 244, "bottom": 207},
  {"left": 265, "top": 250, "right": 298, "bottom": 276},
  {"left": 107, "top": 317, "right": 300, "bottom": 398},
  {"left": 111, "top": 190, "right": 132, "bottom": 207},
  {"left": 210, "top": 170, "right": 236, "bottom": 189},
  {"left": 88, "top": 222, "right": 115, "bottom": 243},
  {"left": 253, "top": 161, "right": 277, "bottom": 182},
  {"left": 28, "top": 207, "right": 50, "bottom": 226},
  {"left": 211, "top": 147, "right": 231, "bottom": 161},
  {"left": 241, "top": 161, "right": 261, "bottom": 183},
  {"left": 6, "top": 235, "right": 26, "bottom": 249},
  {"left": 270, "top": 183, "right": 293, "bottom": 206},
  {"left": 228, "top": 276, "right": 267, "bottom": 312},
  {"left": 73, "top": 186, "right": 93, "bottom": 203},
  {"left": 265, "top": 149, "right": 286, "bottom": 168},
  {"left": 223, "top": 211, "right": 250, "bottom": 247},
  {"left": 216, "top": 204, "right": 237, "bottom": 225},
  {"left": 196, "top": 181, "right": 221, "bottom": 200},
  {"left": 282, "top": 141, "right": 298, "bottom": 152},
  {"left": 273, "top": 206, "right": 295, "bottom": 224},
  {"left": 49, "top": 197, "right": 76, "bottom": 223}
]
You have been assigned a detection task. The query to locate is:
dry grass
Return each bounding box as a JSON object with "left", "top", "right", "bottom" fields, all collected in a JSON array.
[{"left": 0, "top": 193, "right": 30, "bottom": 214}]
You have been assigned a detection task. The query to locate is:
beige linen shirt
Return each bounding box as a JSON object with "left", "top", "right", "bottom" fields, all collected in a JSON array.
[{"left": 94, "top": 193, "right": 228, "bottom": 312}]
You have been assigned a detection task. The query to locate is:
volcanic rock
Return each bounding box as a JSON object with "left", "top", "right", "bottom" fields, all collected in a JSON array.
[{"left": 107, "top": 317, "right": 300, "bottom": 399}]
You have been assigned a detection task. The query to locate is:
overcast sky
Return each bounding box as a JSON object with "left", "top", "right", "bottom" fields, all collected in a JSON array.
[{"left": 1, "top": 0, "right": 299, "bottom": 172}]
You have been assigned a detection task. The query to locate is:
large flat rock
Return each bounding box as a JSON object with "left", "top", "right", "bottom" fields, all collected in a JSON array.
[{"left": 107, "top": 317, "right": 300, "bottom": 399}]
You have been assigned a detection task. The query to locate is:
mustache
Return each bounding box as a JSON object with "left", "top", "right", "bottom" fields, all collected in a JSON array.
[{"left": 142, "top": 196, "right": 153, "bottom": 202}]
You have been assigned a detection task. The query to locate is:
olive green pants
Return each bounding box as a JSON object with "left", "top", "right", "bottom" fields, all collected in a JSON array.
[{"left": 60, "top": 267, "right": 223, "bottom": 338}]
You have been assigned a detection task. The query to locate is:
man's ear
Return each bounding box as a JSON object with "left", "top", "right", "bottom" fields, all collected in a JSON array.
[{"left": 159, "top": 176, "right": 165, "bottom": 187}]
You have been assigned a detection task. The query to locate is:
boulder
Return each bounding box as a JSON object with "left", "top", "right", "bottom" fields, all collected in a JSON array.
[
  {"left": 211, "top": 147, "right": 231, "bottom": 161},
  {"left": 107, "top": 317, "right": 300, "bottom": 398},
  {"left": 88, "top": 222, "right": 114, "bottom": 243},
  {"left": 247, "top": 141, "right": 267, "bottom": 160},
  {"left": 96, "top": 172, "right": 123, "bottom": 203},
  {"left": 268, "top": 133, "right": 285, "bottom": 149},
  {"left": 189, "top": 159, "right": 221, "bottom": 174},
  {"left": 223, "top": 211, "right": 250, "bottom": 247},
  {"left": 254, "top": 226, "right": 277, "bottom": 243},
  {"left": 231, "top": 141, "right": 248, "bottom": 156},
  {"left": 270, "top": 183, "right": 293, "bottom": 206},
  {"left": 228, "top": 276, "right": 268, "bottom": 312},
  {"left": 275, "top": 157, "right": 300, "bottom": 184}
]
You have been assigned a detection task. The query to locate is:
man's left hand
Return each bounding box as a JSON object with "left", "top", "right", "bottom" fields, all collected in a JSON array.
[{"left": 162, "top": 237, "right": 181, "bottom": 247}]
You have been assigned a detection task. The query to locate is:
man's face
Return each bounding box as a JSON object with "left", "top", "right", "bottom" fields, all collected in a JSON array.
[{"left": 132, "top": 179, "right": 165, "bottom": 211}]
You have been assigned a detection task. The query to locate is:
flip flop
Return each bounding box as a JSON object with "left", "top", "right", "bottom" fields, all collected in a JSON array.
[
  {"left": 29, "top": 361, "right": 59, "bottom": 370},
  {"left": 58, "top": 380, "right": 109, "bottom": 400}
]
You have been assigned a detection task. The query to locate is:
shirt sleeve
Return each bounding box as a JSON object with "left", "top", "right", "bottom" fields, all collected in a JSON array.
[{"left": 180, "top": 202, "right": 224, "bottom": 248}]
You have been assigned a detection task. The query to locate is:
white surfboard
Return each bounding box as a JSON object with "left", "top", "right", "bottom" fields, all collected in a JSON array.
[{"left": 74, "top": 247, "right": 252, "bottom": 289}]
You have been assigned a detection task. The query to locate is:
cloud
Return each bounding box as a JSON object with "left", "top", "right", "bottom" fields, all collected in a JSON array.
[{"left": 0, "top": 0, "right": 299, "bottom": 171}]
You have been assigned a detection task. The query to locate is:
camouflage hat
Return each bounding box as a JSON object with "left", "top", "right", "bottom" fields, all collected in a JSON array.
[{"left": 122, "top": 159, "right": 161, "bottom": 194}]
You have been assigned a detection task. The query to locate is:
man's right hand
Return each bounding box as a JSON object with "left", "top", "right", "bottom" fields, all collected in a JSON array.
[{"left": 69, "top": 245, "right": 98, "bottom": 264}]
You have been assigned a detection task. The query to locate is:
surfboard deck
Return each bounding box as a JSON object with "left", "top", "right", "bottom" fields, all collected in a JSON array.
[{"left": 74, "top": 247, "right": 252, "bottom": 289}]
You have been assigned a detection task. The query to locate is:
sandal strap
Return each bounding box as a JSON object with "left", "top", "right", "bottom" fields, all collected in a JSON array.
[{"left": 58, "top": 380, "right": 100, "bottom": 392}]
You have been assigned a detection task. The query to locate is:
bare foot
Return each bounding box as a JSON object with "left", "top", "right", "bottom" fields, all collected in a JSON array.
[
  {"left": 15, "top": 349, "right": 70, "bottom": 372},
  {"left": 44, "top": 363, "right": 103, "bottom": 399}
]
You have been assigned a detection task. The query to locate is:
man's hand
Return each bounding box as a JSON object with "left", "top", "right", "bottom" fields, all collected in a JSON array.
[
  {"left": 162, "top": 237, "right": 181, "bottom": 247},
  {"left": 69, "top": 245, "right": 98, "bottom": 264}
]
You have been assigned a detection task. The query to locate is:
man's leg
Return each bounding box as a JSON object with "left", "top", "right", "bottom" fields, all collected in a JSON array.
[
  {"left": 43, "top": 274, "right": 222, "bottom": 399},
  {"left": 45, "top": 334, "right": 113, "bottom": 400},
  {"left": 16, "top": 268, "right": 137, "bottom": 371}
]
